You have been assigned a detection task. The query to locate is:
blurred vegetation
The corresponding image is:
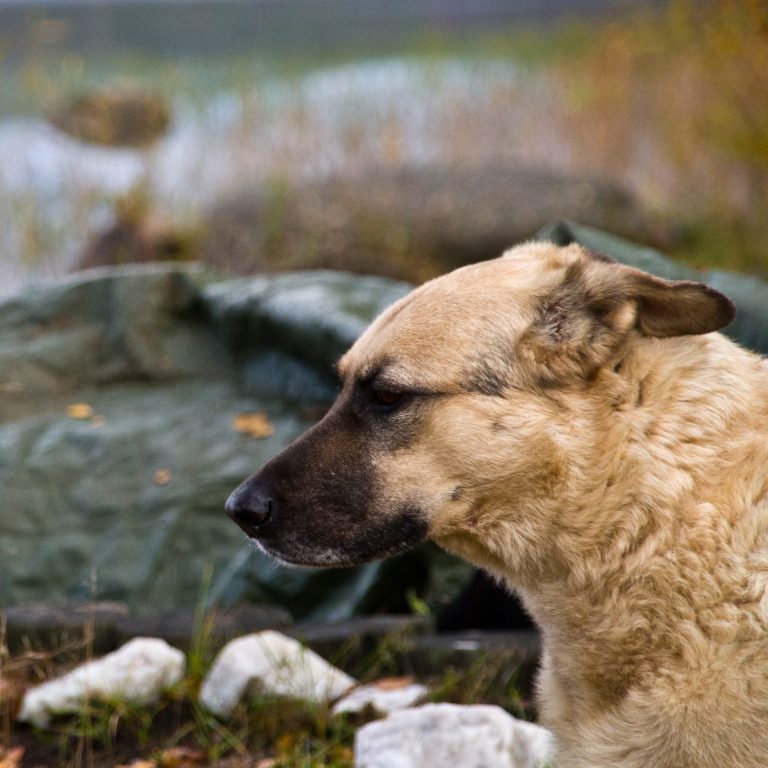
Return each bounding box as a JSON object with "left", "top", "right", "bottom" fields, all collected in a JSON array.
[
  {"left": 1, "top": 1, "right": 767, "bottom": 285},
  {"left": 554, "top": 0, "right": 768, "bottom": 274}
]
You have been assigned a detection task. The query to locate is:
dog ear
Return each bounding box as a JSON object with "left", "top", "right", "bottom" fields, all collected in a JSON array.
[
  {"left": 623, "top": 269, "right": 735, "bottom": 338},
  {"left": 521, "top": 260, "right": 735, "bottom": 384}
]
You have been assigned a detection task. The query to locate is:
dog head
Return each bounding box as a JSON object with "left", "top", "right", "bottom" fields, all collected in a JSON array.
[{"left": 225, "top": 242, "right": 734, "bottom": 576}]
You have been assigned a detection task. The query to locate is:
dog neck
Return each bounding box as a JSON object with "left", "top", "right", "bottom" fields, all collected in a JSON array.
[{"left": 437, "top": 331, "right": 768, "bottom": 709}]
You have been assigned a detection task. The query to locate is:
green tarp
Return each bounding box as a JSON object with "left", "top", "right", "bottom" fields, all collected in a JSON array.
[{"left": 2, "top": 225, "right": 766, "bottom": 621}]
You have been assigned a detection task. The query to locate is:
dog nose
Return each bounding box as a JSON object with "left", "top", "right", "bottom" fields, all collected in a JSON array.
[{"left": 225, "top": 483, "right": 273, "bottom": 537}]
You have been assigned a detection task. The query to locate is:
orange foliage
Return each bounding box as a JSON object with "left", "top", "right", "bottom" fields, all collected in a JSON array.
[{"left": 555, "top": 0, "right": 768, "bottom": 219}]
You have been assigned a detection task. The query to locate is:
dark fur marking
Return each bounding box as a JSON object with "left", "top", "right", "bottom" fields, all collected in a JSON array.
[
  {"left": 636, "top": 378, "right": 646, "bottom": 407},
  {"left": 462, "top": 338, "right": 519, "bottom": 397},
  {"left": 543, "top": 299, "right": 570, "bottom": 342},
  {"left": 335, "top": 503, "right": 429, "bottom": 565},
  {"left": 585, "top": 249, "right": 617, "bottom": 265},
  {"left": 464, "top": 361, "right": 508, "bottom": 396},
  {"left": 357, "top": 355, "right": 396, "bottom": 387},
  {"left": 260, "top": 502, "right": 429, "bottom": 568}
]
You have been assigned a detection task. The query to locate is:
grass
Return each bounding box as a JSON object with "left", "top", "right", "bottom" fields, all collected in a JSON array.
[
  {"left": 0, "top": 570, "right": 535, "bottom": 766},
  {"left": 0, "top": 623, "right": 536, "bottom": 768}
]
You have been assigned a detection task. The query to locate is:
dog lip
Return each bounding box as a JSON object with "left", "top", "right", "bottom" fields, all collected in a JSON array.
[
  {"left": 253, "top": 521, "right": 429, "bottom": 570},
  {"left": 249, "top": 537, "right": 344, "bottom": 569}
]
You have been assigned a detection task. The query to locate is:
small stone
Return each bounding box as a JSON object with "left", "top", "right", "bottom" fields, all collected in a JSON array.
[
  {"left": 354, "top": 703, "right": 554, "bottom": 768},
  {"left": 332, "top": 677, "right": 428, "bottom": 717},
  {"left": 199, "top": 630, "right": 356, "bottom": 718},
  {"left": 17, "top": 637, "right": 186, "bottom": 728}
]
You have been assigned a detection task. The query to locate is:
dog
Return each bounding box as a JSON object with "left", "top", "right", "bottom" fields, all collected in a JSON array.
[{"left": 226, "top": 241, "right": 768, "bottom": 768}]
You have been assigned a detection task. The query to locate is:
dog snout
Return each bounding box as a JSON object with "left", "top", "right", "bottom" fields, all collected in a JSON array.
[{"left": 225, "top": 481, "right": 273, "bottom": 537}]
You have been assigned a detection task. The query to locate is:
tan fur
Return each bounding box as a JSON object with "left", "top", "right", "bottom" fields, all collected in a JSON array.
[{"left": 339, "top": 242, "right": 768, "bottom": 767}]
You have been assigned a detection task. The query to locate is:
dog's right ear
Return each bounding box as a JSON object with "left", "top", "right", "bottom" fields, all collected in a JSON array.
[{"left": 520, "top": 257, "right": 735, "bottom": 385}]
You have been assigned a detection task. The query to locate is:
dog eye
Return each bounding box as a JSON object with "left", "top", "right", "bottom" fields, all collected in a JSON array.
[{"left": 370, "top": 387, "right": 405, "bottom": 410}]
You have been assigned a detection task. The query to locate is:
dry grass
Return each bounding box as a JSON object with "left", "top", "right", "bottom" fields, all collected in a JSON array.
[
  {"left": 549, "top": 0, "right": 768, "bottom": 273},
  {"left": 3, "top": 4, "right": 767, "bottom": 287},
  {"left": 0, "top": 626, "right": 533, "bottom": 768}
]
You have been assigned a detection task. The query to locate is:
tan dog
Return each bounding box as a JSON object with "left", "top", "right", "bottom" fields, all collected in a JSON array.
[{"left": 226, "top": 242, "right": 768, "bottom": 768}]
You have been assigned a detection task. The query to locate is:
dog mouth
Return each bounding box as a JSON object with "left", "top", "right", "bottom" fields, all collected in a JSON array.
[
  {"left": 249, "top": 538, "right": 372, "bottom": 569},
  {"left": 229, "top": 500, "right": 430, "bottom": 569},
  {"left": 225, "top": 455, "right": 431, "bottom": 569},
  {"left": 247, "top": 525, "right": 428, "bottom": 569},
  {"left": 247, "top": 537, "right": 340, "bottom": 569}
]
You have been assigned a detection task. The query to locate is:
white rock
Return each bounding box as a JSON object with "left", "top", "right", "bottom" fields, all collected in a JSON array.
[
  {"left": 354, "top": 703, "right": 555, "bottom": 768},
  {"left": 199, "top": 630, "right": 356, "bottom": 718},
  {"left": 332, "top": 678, "right": 428, "bottom": 717},
  {"left": 17, "top": 637, "right": 186, "bottom": 728}
]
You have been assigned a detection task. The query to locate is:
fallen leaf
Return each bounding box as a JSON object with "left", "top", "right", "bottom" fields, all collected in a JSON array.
[
  {"left": 332, "top": 746, "right": 354, "bottom": 762},
  {"left": 0, "top": 676, "right": 28, "bottom": 722},
  {"left": 153, "top": 469, "right": 172, "bottom": 486},
  {"left": 158, "top": 747, "right": 205, "bottom": 768},
  {"left": 67, "top": 403, "right": 94, "bottom": 419},
  {"left": 0, "top": 747, "right": 25, "bottom": 768},
  {"left": 275, "top": 733, "right": 298, "bottom": 755},
  {"left": 232, "top": 412, "right": 275, "bottom": 439},
  {"left": 373, "top": 676, "right": 415, "bottom": 691}
]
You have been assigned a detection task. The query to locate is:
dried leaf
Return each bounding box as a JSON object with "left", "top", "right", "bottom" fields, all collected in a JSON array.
[
  {"left": 0, "top": 747, "right": 25, "bottom": 768},
  {"left": 153, "top": 469, "right": 172, "bottom": 486},
  {"left": 66, "top": 403, "right": 94, "bottom": 419},
  {"left": 232, "top": 412, "right": 275, "bottom": 439},
  {"left": 0, "top": 676, "right": 28, "bottom": 722},
  {"left": 158, "top": 747, "right": 205, "bottom": 768},
  {"left": 373, "top": 676, "right": 415, "bottom": 691},
  {"left": 276, "top": 732, "right": 298, "bottom": 755},
  {"left": 332, "top": 745, "right": 354, "bottom": 762}
]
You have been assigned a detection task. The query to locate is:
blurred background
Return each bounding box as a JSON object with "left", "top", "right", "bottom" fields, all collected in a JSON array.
[
  {"left": 3, "top": 0, "right": 768, "bottom": 629},
  {"left": 2, "top": 0, "right": 767, "bottom": 295},
  {"left": 3, "top": 0, "right": 768, "bottom": 625},
  {"left": 1, "top": 0, "right": 768, "bottom": 764}
]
